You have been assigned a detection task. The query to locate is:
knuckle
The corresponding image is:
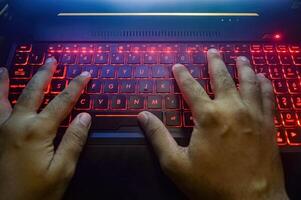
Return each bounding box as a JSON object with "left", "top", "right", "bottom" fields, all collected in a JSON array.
[
  {"left": 146, "top": 124, "right": 162, "bottom": 141},
  {"left": 59, "top": 90, "right": 77, "bottom": 105}
]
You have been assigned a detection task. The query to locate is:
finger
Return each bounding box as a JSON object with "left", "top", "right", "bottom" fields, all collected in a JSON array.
[
  {"left": 236, "top": 56, "right": 262, "bottom": 111},
  {"left": 257, "top": 73, "right": 275, "bottom": 120},
  {"left": 0, "top": 67, "right": 12, "bottom": 124},
  {"left": 207, "top": 49, "right": 238, "bottom": 99},
  {"left": 40, "top": 71, "right": 91, "bottom": 126},
  {"left": 138, "top": 111, "right": 180, "bottom": 164},
  {"left": 172, "top": 64, "right": 210, "bottom": 112},
  {"left": 14, "top": 57, "right": 57, "bottom": 113},
  {"left": 51, "top": 113, "right": 91, "bottom": 178}
]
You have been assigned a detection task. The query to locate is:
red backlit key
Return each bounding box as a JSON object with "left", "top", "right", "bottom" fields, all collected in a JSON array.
[
  {"left": 252, "top": 53, "right": 266, "bottom": 65},
  {"left": 120, "top": 80, "right": 136, "bottom": 93},
  {"left": 50, "top": 79, "right": 66, "bottom": 94},
  {"left": 144, "top": 53, "right": 158, "bottom": 64},
  {"left": 160, "top": 53, "right": 174, "bottom": 64},
  {"left": 29, "top": 51, "right": 45, "bottom": 65},
  {"left": 95, "top": 44, "right": 110, "bottom": 52},
  {"left": 101, "top": 66, "right": 116, "bottom": 78},
  {"left": 16, "top": 44, "right": 32, "bottom": 52},
  {"left": 235, "top": 44, "right": 250, "bottom": 52},
  {"left": 281, "top": 111, "right": 297, "bottom": 127},
  {"left": 48, "top": 44, "right": 63, "bottom": 52},
  {"left": 276, "top": 95, "right": 292, "bottom": 110},
  {"left": 111, "top": 53, "right": 124, "bottom": 64},
  {"left": 156, "top": 80, "right": 171, "bottom": 93},
  {"left": 266, "top": 53, "right": 279, "bottom": 65},
  {"left": 192, "top": 52, "right": 206, "bottom": 64},
  {"left": 82, "top": 66, "right": 99, "bottom": 78},
  {"left": 165, "top": 95, "right": 180, "bottom": 109},
  {"left": 94, "top": 53, "right": 108, "bottom": 64},
  {"left": 14, "top": 53, "right": 29, "bottom": 65},
  {"left": 286, "top": 129, "right": 301, "bottom": 146},
  {"left": 289, "top": 45, "right": 301, "bottom": 53},
  {"left": 187, "top": 65, "right": 201, "bottom": 78},
  {"left": 297, "top": 112, "right": 301, "bottom": 126},
  {"left": 53, "top": 65, "right": 66, "bottom": 78},
  {"left": 292, "top": 95, "right": 301, "bottom": 110},
  {"left": 255, "top": 66, "right": 269, "bottom": 78},
  {"left": 276, "top": 128, "right": 287, "bottom": 145},
  {"left": 9, "top": 94, "right": 20, "bottom": 107},
  {"left": 118, "top": 66, "right": 133, "bottom": 78},
  {"left": 128, "top": 96, "right": 144, "bottom": 109},
  {"left": 104, "top": 81, "right": 118, "bottom": 93},
  {"left": 176, "top": 53, "right": 190, "bottom": 64},
  {"left": 250, "top": 44, "right": 262, "bottom": 52},
  {"left": 272, "top": 80, "right": 288, "bottom": 94},
  {"left": 78, "top": 53, "right": 92, "bottom": 64},
  {"left": 147, "top": 96, "right": 162, "bottom": 109},
  {"left": 274, "top": 112, "right": 282, "bottom": 127},
  {"left": 111, "top": 95, "right": 127, "bottom": 110},
  {"left": 166, "top": 111, "right": 181, "bottom": 126},
  {"left": 46, "top": 53, "right": 61, "bottom": 63},
  {"left": 87, "top": 80, "right": 102, "bottom": 94},
  {"left": 184, "top": 112, "right": 194, "bottom": 127},
  {"left": 220, "top": 44, "right": 234, "bottom": 52},
  {"left": 279, "top": 54, "right": 293, "bottom": 65},
  {"left": 269, "top": 66, "right": 283, "bottom": 79},
  {"left": 263, "top": 45, "right": 275, "bottom": 52},
  {"left": 286, "top": 79, "right": 301, "bottom": 94},
  {"left": 93, "top": 95, "right": 109, "bottom": 110},
  {"left": 135, "top": 66, "right": 149, "bottom": 78},
  {"left": 292, "top": 53, "right": 301, "bottom": 65},
  {"left": 10, "top": 66, "right": 32, "bottom": 78},
  {"left": 61, "top": 53, "right": 76, "bottom": 64},
  {"left": 127, "top": 52, "right": 141, "bottom": 64},
  {"left": 67, "top": 66, "right": 82, "bottom": 78},
  {"left": 224, "top": 52, "right": 237, "bottom": 64},
  {"left": 276, "top": 45, "right": 288, "bottom": 52},
  {"left": 283, "top": 66, "right": 298, "bottom": 79},
  {"left": 139, "top": 80, "right": 153, "bottom": 93},
  {"left": 9, "top": 79, "right": 28, "bottom": 94}
]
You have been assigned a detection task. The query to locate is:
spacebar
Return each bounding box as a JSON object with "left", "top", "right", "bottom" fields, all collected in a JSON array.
[{"left": 78, "top": 111, "right": 163, "bottom": 130}]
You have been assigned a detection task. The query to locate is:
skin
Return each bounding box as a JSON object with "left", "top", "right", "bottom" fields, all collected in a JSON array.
[
  {"left": 138, "top": 49, "right": 289, "bottom": 200},
  {"left": 0, "top": 49, "right": 289, "bottom": 200}
]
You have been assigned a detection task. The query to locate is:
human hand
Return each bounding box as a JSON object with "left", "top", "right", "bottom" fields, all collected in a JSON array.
[
  {"left": 0, "top": 58, "right": 91, "bottom": 200},
  {"left": 138, "top": 49, "right": 289, "bottom": 200}
]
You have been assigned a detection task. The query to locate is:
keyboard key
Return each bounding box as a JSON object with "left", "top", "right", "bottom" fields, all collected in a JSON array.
[
  {"left": 67, "top": 66, "right": 82, "bottom": 78},
  {"left": 139, "top": 80, "right": 153, "bottom": 93},
  {"left": 276, "top": 128, "right": 287, "bottom": 145},
  {"left": 165, "top": 111, "right": 181, "bottom": 126},
  {"left": 263, "top": 44, "right": 275, "bottom": 52},
  {"left": 286, "top": 79, "right": 301, "bottom": 94},
  {"left": 273, "top": 80, "right": 288, "bottom": 94},
  {"left": 255, "top": 66, "right": 269, "bottom": 78},
  {"left": 29, "top": 51, "right": 45, "bottom": 65},
  {"left": 75, "top": 95, "right": 91, "bottom": 110},
  {"left": 41, "top": 95, "right": 55, "bottom": 108},
  {"left": 269, "top": 66, "right": 283, "bottom": 79},
  {"left": 120, "top": 81, "right": 136, "bottom": 93},
  {"left": 274, "top": 112, "right": 282, "bottom": 127},
  {"left": 16, "top": 44, "right": 32, "bottom": 52},
  {"left": 252, "top": 53, "right": 266, "bottom": 65},
  {"left": 250, "top": 44, "right": 262, "bottom": 52},
  {"left": 147, "top": 96, "right": 162, "bottom": 109},
  {"left": 87, "top": 80, "right": 102, "bottom": 94},
  {"left": 61, "top": 53, "right": 76, "bottom": 64},
  {"left": 281, "top": 111, "right": 297, "bottom": 127},
  {"left": 118, "top": 66, "right": 132, "bottom": 78},
  {"left": 51, "top": 79, "right": 66, "bottom": 94},
  {"left": 14, "top": 53, "right": 29, "bottom": 65},
  {"left": 144, "top": 53, "right": 158, "bottom": 64},
  {"left": 276, "top": 45, "right": 288, "bottom": 52},
  {"left": 283, "top": 66, "right": 298, "bottom": 79},
  {"left": 165, "top": 95, "right": 180, "bottom": 109},
  {"left": 101, "top": 66, "right": 116, "bottom": 78},
  {"left": 279, "top": 53, "right": 293, "bottom": 65},
  {"left": 187, "top": 65, "right": 201, "bottom": 78},
  {"left": 93, "top": 95, "right": 109, "bottom": 109},
  {"left": 127, "top": 53, "right": 141, "bottom": 64},
  {"left": 286, "top": 129, "right": 301, "bottom": 145},
  {"left": 235, "top": 44, "right": 250, "bottom": 52},
  {"left": 160, "top": 53, "right": 174, "bottom": 64},
  {"left": 78, "top": 53, "right": 92, "bottom": 64},
  {"left": 111, "top": 95, "right": 127, "bottom": 109},
  {"left": 128, "top": 96, "right": 144, "bottom": 109},
  {"left": 220, "top": 44, "right": 234, "bottom": 52},
  {"left": 156, "top": 80, "right": 171, "bottom": 93},
  {"left": 94, "top": 53, "right": 108, "bottom": 64},
  {"left": 135, "top": 66, "right": 149, "bottom": 78},
  {"left": 292, "top": 95, "right": 301, "bottom": 110},
  {"left": 224, "top": 52, "right": 237, "bottom": 64},
  {"left": 9, "top": 79, "right": 29, "bottom": 94},
  {"left": 184, "top": 112, "right": 194, "bottom": 127},
  {"left": 111, "top": 53, "right": 124, "bottom": 64},
  {"left": 104, "top": 81, "right": 118, "bottom": 93},
  {"left": 82, "top": 66, "right": 99, "bottom": 78},
  {"left": 292, "top": 53, "right": 301, "bottom": 65},
  {"left": 276, "top": 95, "right": 292, "bottom": 110},
  {"left": 176, "top": 53, "right": 190, "bottom": 64},
  {"left": 53, "top": 65, "right": 66, "bottom": 78},
  {"left": 10, "top": 66, "right": 32, "bottom": 78},
  {"left": 192, "top": 52, "right": 206, "bottom": 64},
  {"left": 152, "top": 66, "right": 170, "bottom": 78}
]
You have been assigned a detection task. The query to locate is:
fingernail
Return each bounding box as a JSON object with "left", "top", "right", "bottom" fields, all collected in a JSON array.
[
  {"left": 80, "top": 71, "right": 91, "bottom": 77},
  {"left": 79, "top": 113, "right": 92, "bottom": 127},
  {"left": 208, "top": 48, "right": 219, "bottom": 54},
  {"left": 172, "top": 64, "right": 184, "bottom": 71},
  {"left": 257, "top": 73, "right": 266, "bottom": 78},
  {"left": 45, "top": 57, "right": 56, "bottom": 64},
  {"left": 237, "top": 56, "right": 249, "bottom": 62},
  {"left": 138, "top": 112, "right": 149, "bottom": 125}
]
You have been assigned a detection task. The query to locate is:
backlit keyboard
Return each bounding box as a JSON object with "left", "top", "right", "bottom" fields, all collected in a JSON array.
[{"left": 8, "top": 43, "right": 301, "bottom": 148}]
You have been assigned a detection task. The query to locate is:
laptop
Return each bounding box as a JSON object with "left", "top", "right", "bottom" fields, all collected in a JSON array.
[{"left": 1, "top": 0, "right": 301, "bottom": 199}]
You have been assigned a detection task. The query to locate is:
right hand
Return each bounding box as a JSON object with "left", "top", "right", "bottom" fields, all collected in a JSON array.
[{"left": 138, "top": 49, "right": 289, "bottom": 200}]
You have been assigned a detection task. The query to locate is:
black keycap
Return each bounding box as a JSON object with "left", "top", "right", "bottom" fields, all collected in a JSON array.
[
  {"left": 184, "top": 112, "right": 194, "bottom": 127},
  {"left": 176, "top": 53, "right": 190, "bottom": 64},
  {"left": 165, "top": 111, "right": 181, "bottom": 126},
  {"left": 120, "top": 81, "right": 136, "bottom": 93},
  {"left": 16, "top": 44, "right": 32, "bottom": 52},
  {"left": 201, "top": 65, "right": 209, "bottom": 79},
  {"left": 276, "top": 95, "right": 292, "bottom": 110},
  {"left": 252, "top": 53, "right": 266, "bottom": 65},
  {"left": 255, "top": 66, "right": 270, "bottom": 78},
  {"left": 276, "top": 128, "right": 287, "bottom": 145},
  {"left": 286, "top": 128, "right": 301, "bottom": 145},
  {"left": 46, "top": 53, "right": 61, "bottom": 63},
  {"left": 187, "top": 65, "right": 201, "bottom": 78},
  {"left": 53, "top": 65, "right": 66, "bottom": 78},
  {"left": 139, "top": 80, "right": 153, "bottom": 93},
  {"left": 87, "top": 80, "right": 102, "bottom": 94},
  {"left": 93, "top": 95, "right": 109, "bottom": 109},
  {"left": 101, "top": 66, "right": 115, "bottom": 78},
  {"left": 94, "top": 53, "right": 108, "bottom": 64},
  {"left": 279, "top": 54, "right": 293, "bottom": 65},
  {"left": 192, "top": 52, "right": 206, "bottom": 64},
  {"left": 144, "top": 53, "right": 158, "bottom": 64},
  {"left": 10, "top": 66, "right": 32, "bottom": 78},
  {"left": 61, "top": 53, "right": 76, "bottom": 64},
  {"left": 224, "top": 52, "right": 237, "bottom": 64},
  {"left": 104, "top": 80, "right": 118, "bottom": 93},
  {"left": 281, "top": 111, "right": 297, "bottom": 127},
  {"left": 273, "top": 80, "right": 288, "bottom": 94},
  {"left": 152, "top": 66, "right": 170, "bottom": 78},
  {"left": 118, "top": 66, "right": 132, "bottom": 78},
  {"left": 111, "top": 53, "right": 124, "bottom": 64},
  {"left": 111, "top": 95, "right": 127, "bottom": 109},
  {"left": 135, "top": 66, "right": 149, "bottom": 78},
  {"left": 75, "top": 95, "right": 91, "bottom": 110},
  {"left": 266, "top": 53, "right": 280, "bottom": 65},
  {"left": 67, "top": 65, "right": 82, "bottom": 78},
  {"left": 14, "top": 53, "right": 29, "bottom": 65},
  {"left": 51, "top": 79, "right": 66, "bottom": 93},
  {"left": 269, "top": 66, "right": 283, "bottom": 79},
  {"left": 128, "top": 96, "right": 144, "bottom": 109},
  {"left": 172, "top": 80, "right": 181, "bottom": 93},
  {"left": 160, "top": 53, "right": 174, "bottom": 64},
  {"left": 292, "top": 95, "right": 301, "bottom": 110},
  {"left": 292, "top": 53, "right": 301, "bottom": 65},
  {"left": 165, "top": 95, "right": 180, "bottom": 109},
  {"left": 78, "top": 53, "right": 92, "bottom": 64},
  {"left": 9, "top": 79, "right": 29, "bottom": 94},
  {"left": 29, "top": 51, "right": 45, "bottom": 65},
  {"left": 283, "top": 66, "right": 298, "bottom": 79},
  {"left": 83, "top": 66, "right": 99, "bottom": 78},
  {"left": 287, "top": 79, "right": 301, "bottom": 94},
  {"left": 156, "top": 80, "right": 171, "bottom": 93},
  {"left": 147, "top": 96, "right": 162, "bottom": 109},
  {"left": 127, "top": 53, "right": 141, "bottom": 64}
]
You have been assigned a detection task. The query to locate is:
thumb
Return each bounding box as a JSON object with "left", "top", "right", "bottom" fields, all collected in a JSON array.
[
  {"left": 51, "top": 113, "right": 91, "bottom": 178},
  {"left": 138, "top": 111, "right": 180, "bottom": 165}
]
